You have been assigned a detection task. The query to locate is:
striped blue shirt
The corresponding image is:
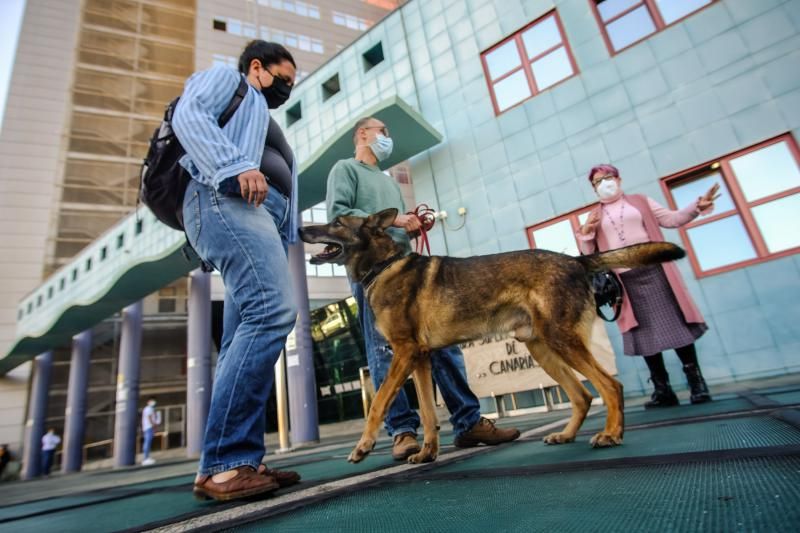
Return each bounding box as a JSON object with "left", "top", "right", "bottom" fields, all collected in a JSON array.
[{"left": 172, "top": 65, "right": 299, "bottom": 243}]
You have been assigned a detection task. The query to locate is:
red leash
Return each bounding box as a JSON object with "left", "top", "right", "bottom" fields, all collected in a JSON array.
[{"left": 408, "top": 204, "right": 436, "bottom": 255}]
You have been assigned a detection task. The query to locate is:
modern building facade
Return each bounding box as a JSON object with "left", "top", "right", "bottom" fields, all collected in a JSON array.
[
  {"left": 267, "top": 0, "right": 799, "bottom": 396},
  {"left": 0, "top": 0, "right": 402, "bottom": 456},
  {"left": 2, "top": 0, "right": 799, "bottom": 471}
]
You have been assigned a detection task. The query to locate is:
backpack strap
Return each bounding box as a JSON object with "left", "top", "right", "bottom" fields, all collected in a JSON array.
[{"left": 217, "top": 75, "right": 249, "bottom": 128}]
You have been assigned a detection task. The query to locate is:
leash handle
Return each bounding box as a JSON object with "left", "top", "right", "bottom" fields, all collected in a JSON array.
[{"left": 408, "top": 204, "right": 436, "bottom": 255}]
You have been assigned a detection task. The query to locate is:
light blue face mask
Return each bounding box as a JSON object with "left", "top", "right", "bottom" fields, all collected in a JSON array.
[{"left": 370, "top": 133, "right": 393, "bottom": 162}]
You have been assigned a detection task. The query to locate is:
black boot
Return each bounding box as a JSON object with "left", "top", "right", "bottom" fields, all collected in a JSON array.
[
  {"left": 683, "top": 363, "right": 712, "bottom": 404},
  {"left": 644, "top": 374, "right": 679, "bottom": 409}
]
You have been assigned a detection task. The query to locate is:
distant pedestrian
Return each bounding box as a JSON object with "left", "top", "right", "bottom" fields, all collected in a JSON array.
[
  {"left": 41, "top": 428, "right": 60, "bottom": 476},
  {"left": 141, "top": 397, "right": 159, "bottom": 466},
  {"left": 0, "top": 444, "right": 11, "bottom": 477}
]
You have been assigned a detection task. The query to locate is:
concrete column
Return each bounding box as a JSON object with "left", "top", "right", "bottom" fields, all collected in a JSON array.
[
  {"left": 113, "top": 301, "right": 143, "bottom": 467},
  {"left": 186, "top": 269, "right": 212, "bottom": 458},
  {"left": 287, "top": 236, "right": 319, "bottom": 445},
  {"left": 274, "top": 350, "right": 291, "bottom": 452},
  {"left": 22, "top": 351, "right": 53, "bottom": 479},
  {"left": 62, "top": 330, "right": 92, "bottom": 473}
]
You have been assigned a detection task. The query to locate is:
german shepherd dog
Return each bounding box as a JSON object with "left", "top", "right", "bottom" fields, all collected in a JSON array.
[{"left": 299, "top": 208, "right": 685, "bottom": 464}]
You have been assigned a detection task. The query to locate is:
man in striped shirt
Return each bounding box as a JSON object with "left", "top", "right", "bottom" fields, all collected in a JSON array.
[{"left": 173, "top": 40, "right": 301, "bottom": 501}]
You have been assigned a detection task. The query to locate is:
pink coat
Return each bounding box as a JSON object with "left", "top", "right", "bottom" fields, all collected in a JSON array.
[{"left": 578, "top": 194, "right": 705, "bottom": 334}]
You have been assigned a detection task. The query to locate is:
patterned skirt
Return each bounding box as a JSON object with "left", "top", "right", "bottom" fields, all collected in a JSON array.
[{"left": 619, "top": 265, "right": 707, "bottom": 356}]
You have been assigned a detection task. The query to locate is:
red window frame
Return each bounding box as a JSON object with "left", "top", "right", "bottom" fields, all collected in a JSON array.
[
  {"left": 525, "top": 204, "right": 595, "bottom": 253},
  {"left": 480, "top": 10, "right": 579, "bottom": 116},
  {"left": 661, "top": 133, "right": 800, "bottom": 278},
  {"left": 590, "top": 0, "right": 718, "bottom": 55}
]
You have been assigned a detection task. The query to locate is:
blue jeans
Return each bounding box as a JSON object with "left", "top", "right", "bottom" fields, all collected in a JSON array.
[
  {"left": 143, "top": 427, "right": 154, "bottom": 459},
  {"left": 350, "top": 281, "right": 481, "bottom": 437},
  {"left": 184, "top": 179, "right": 297, "bottom": 475},
  {"left": 41, "top": 449, "right": 55, "bottom": 475}
]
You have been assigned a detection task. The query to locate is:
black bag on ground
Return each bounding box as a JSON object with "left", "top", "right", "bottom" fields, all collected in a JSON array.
[
  {"left": 140, "top": 76, "right": 249, "bottom": 231},
  {"left": 592, "top": 270, "right": 623, "bottom": 322}
]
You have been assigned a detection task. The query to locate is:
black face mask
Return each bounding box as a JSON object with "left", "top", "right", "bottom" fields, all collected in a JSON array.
[{"left": 261, "top": 71, "right": 292, "bottom": 109}]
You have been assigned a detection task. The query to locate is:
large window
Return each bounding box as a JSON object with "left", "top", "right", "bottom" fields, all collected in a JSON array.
[
  {"left": 256, "top": 0, "right": 320, "bottom": 19},
  {"left": 212, "top": 54, "right": 237, "bottom": 68},
  {"left": 591, "top": 0, "right": 715, "bottom": 54},
  {"left": 481, "top": 11, "right": 577, "bottom": 115},
  {"left": 261, "top": 26, "right": 324, "bottom": 53},
  {"left": 526, "top": 209, "right": 593, "bottom": 256},
  {"left": 333, "top": 11, "right": 372, "bottom": 31},
  {"left": 526, "top": 136, "right": 800, "bottom": 277},
  {"left": 662, "top": 135, "right": 800, "bottom": 277},
  {"left": 216, "top": 20, "right": 324, "bottom": 54}
]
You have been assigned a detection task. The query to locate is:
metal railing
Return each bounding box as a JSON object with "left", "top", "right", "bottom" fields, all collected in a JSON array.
[
  {"left": 52, "top": 403, "right": 187, "bottom": 468},
  {"left": 135, "top": 404, "right": 186, "bottom": 454}
]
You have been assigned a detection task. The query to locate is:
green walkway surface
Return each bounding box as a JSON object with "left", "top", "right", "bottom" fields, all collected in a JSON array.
[
  {"left": 1, "top": 376, "right": 799, "bottom": 532},
  {"left": 241, "top": 457, "right": 800, "bottom": 533}
]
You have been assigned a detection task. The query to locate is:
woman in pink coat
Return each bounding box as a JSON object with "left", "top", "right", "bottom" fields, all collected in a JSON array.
[{"left": 577, "top": 164, "right": 719, "bottom": 408}]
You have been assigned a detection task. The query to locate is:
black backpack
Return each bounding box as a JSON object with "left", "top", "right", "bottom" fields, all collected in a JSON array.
[{"left": 139, "top": 76, "right": 249, "bottom": 231}]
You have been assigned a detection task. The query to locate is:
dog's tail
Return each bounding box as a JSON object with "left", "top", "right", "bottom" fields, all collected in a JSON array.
[{"left": 576, "top": 242, "right": 686, "bottom": 273}]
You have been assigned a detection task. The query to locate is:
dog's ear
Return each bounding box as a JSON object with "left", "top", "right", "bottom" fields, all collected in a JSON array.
[{"left": 367, "top": 208, "right": 398, "bottom": 230}]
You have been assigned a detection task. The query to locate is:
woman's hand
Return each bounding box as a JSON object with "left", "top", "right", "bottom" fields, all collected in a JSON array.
[
  {"left": 697, "top": 183, "right": 721, "bottom": 212},
  {"left": 237, "top": 169, "right": 268, "bottom": 206},
  {"left": 580, "top": 210, "right": 600, "bottom": 235}
]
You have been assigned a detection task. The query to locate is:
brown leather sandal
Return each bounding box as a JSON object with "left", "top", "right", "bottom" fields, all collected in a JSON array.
[{"left": 193, "top": 466, "right": 280, "bottom": 501}]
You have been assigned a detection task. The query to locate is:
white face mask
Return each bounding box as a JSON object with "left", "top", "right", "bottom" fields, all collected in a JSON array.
[
  {"left": 148, "top": 401, "right": 156, "bottom": 407},
  {"left": 370, "top": 133, "right": 393, "bottom": 162},
  {"left": 596, "top": 179, "right": 619, "bottom": 200}
]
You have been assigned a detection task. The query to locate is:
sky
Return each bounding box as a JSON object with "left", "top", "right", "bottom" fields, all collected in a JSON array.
[{"left": 0, "top": 0, "right": 27, "bottom": 131}]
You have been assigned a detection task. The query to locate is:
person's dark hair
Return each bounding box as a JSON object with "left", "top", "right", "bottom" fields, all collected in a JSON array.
[
  {"left": 352, "top": 117, "right": 374, "bottom": 144},
  {"left": 148, "top": 396, "right": 156, "bottom": 402},
  {"left": 238, "top": 40, "right": 296, "bottom": 74}
]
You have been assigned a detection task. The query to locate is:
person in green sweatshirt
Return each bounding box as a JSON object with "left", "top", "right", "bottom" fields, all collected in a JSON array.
[{"left": 326, "top": 116, "right": 520, "bottom": 460}]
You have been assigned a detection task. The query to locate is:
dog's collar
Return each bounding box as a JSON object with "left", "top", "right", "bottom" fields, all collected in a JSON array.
[{"left": 360, "top": 253, "right": 406, "bottom": 290}]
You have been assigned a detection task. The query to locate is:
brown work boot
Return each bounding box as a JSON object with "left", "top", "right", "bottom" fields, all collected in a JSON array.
[
  {"left": 257, "top": 464, "right": 301, "bottom": 488},
  {"left": 391, "top": 432, "right": 421, "bottom": 460},
  {"left": 193, "top": 466, "right": 279, "bottom": 501},
  {"left": 453, "top": 417, "right": 521, "bottom": 448}
]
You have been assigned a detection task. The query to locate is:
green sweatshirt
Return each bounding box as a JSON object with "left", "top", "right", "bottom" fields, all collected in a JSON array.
[{"left": 326, "top": 158, "right": 412, "bottom": 253}]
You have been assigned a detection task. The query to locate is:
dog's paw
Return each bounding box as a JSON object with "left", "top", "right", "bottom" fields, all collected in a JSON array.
[
  {"left": 347, "top": 438, "right": 375, "bottom": 463},
  {"left": 590, "top": 432, "right": 623, "bottom": 448},
  {"left": 407, "top": 443, "right": 438, "bottom": 464},
  {"left": 543, "top": 432, "right": 576, "bottom": 445}
]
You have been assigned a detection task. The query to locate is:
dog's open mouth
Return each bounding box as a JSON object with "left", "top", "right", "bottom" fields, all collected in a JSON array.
[{"left": 310, "top": 243, "right": 342, "bottom": 264}]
